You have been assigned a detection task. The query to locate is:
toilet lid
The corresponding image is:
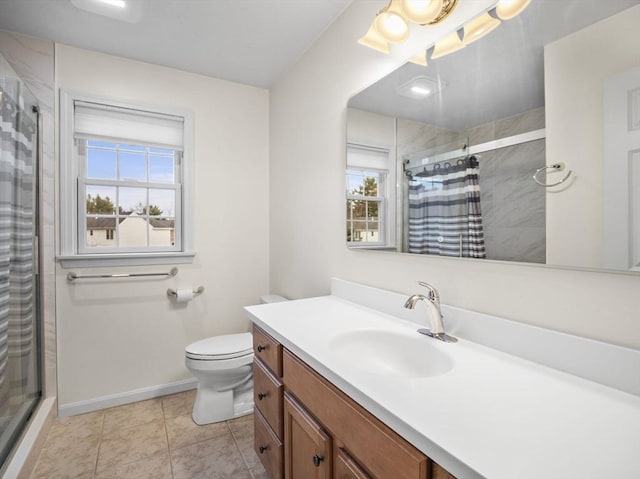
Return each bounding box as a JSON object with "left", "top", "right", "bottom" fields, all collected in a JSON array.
[{"left": 185, "top": 332, "right": 253, "bottom": 360}]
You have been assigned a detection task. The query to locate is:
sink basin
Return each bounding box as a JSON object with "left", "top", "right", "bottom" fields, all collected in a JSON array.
[{"left": 328, "top": 329, "right": 453, "bottom": 378}]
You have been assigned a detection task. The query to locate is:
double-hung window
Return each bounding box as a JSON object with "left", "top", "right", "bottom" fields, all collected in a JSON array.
[
  {"left": 346, "top": 143, "right": 395, "bottom": 247},
  {"left": 59, "top": 92, "right": 194, "bottom": 266}
]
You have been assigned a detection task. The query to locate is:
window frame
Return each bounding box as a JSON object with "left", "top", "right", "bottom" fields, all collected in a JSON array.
[
  {"left": 345, "top": 142, "right": 397, "bottom": 249},
  {"left": 58, "top": 90, "right": 195, "bottom": 267}
]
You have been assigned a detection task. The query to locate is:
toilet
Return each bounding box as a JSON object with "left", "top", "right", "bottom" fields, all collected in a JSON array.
[{"left": 185, "top": 294, "right": 287, "bottom": 425}]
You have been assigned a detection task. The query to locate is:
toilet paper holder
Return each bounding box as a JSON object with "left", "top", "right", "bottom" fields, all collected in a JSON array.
[{"left": 167, "top": 286, "right": 205, "bottom": 298}]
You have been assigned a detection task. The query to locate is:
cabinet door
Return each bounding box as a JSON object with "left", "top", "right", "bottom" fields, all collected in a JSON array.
[
  {"left": 335, "top": 447, "right": 371, "bottom": 479},
  {"left": 284, "top": 392, "right": 331, "bottom": 479}
]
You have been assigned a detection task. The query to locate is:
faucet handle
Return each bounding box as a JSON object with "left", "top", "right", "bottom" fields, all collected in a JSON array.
[{"left": 417, "top": 281, "right": 439, "bottom": 303}]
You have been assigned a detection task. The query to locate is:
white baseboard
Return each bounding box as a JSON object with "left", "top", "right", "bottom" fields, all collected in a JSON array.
[{"left": 58, "top": 378, "right": 198, "bottom": 417}]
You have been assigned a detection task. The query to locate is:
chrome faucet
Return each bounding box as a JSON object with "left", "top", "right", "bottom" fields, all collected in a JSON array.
[{"left": 404, "top": 281, "right": 457, "bottom": 343}]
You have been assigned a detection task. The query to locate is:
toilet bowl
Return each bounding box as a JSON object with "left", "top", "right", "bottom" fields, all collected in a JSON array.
[{"left": 185, "top": 294, "right": 287, "bottom": 425}]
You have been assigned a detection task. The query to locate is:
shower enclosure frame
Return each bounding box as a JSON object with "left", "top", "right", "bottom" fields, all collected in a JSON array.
[{"left": 0, "top": 67, "right": 43, "bottom": 472}]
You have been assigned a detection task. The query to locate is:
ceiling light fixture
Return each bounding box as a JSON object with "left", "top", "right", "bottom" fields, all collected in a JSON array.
[
  {"left": 462, "top": 12, "right": 501, "bottom": 45},
  {"left": 70, "top": 0, "right": 142, "bottom": 23},
  {"left": 359, "top": 0, "right": 530, "bottom": 64},
  {"left": 430, "top": 30, "right": 465, "bottom": 59},
  {"left": 359, "top": 0, "right": 457, "bottom": 49},
  {"left": 396, "top": 76, "right": 443, "bottom": 100},
  {"left": 98, "top": 0, "right": 126, "bottom": 8}
]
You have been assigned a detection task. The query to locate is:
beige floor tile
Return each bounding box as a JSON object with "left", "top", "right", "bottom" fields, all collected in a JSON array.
[
  {"left": 250, "top": 466, "right": 269, "bottom": 479},
  {"left": 165, "top": 412, "right": 230, "bottom": 450},
  {"left": 102, "top": 398, "right": 163, "bottom": 434},
  {"left": 171, "top": 433, "right": 252, "bottom": 479},
  {"left": 161, "top": 389, "right": 196, "bottom": 419},
  {"left": 96, "top": 419, "right": 168, "bottom": 473},
  {"left": 227, "top": 413, "right": 253, "bottom": 434},
  {"left": 31, "top": 435, "right": 100, "bottom": 479},
  {"left": 94, "top": 450, "right": 172, "bottom": 479},
  {"left": 46, "top": 410, "right": 105, "bottom": 442}
]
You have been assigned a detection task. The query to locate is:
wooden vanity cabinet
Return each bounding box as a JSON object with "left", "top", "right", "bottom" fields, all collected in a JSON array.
[
  {"left": 335, "top": 447, "right": 372, "bottom": 479},
  {"left": 252, "top": 325, "right": 456, "bottom": 479},
  {"left": 253, "top": 326, "right": 284, "bottom": 479}
]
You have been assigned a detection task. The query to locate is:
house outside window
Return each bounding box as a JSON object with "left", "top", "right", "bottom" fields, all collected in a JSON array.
[{"left": 59, "top": 91, "right": 194, "bottom": 267}]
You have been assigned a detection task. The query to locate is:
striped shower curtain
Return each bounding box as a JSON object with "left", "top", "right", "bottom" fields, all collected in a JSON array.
[
  {"left": 0, "top": 85, "right": 36, "bottom": 419},
  {"left": 408, "top": 156, "right": 486, "bottom": 258}
]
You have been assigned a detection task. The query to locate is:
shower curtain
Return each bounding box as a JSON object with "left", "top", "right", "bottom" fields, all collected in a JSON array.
[
  {"left": 408, "top": 156, "right": 486, "bottom": 258},
  {"left": 0, "top": 85, "right": 36, "bottom": 422}
]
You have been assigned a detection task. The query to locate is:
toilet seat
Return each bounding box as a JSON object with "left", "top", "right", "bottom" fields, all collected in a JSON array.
[{"left": 185, "top": 332, "right": 253, "bottom": 361}]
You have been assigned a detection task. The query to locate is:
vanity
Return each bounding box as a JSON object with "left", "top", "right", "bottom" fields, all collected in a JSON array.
[{"left": 245, "top": 279, "right": 640, "bottom": 479}]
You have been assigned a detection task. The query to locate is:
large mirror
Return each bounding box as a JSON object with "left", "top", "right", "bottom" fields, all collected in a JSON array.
[{"left": 346, "top": 0, "right": 640, "bottom": 273}]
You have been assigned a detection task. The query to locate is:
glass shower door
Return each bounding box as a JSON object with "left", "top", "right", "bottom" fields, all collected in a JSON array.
[{"left": 0, "top": 66, "right": 41, "bottom": 469}]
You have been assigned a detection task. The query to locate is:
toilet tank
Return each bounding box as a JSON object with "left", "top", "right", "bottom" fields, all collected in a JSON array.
[{"left": 260, "top": 294, "right": 288, "bottom": 304}]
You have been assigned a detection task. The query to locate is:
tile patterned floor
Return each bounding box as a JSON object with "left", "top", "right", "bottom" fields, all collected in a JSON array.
[{"left": 30, "top": 390, "right": 268, "bottom": 479}]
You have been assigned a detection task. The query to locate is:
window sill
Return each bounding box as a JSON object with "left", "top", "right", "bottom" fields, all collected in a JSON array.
[{"left": 57, "top": 251, "right": 196, "bottom": 268}]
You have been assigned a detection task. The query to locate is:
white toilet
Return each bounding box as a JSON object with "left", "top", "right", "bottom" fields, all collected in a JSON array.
[{"left": 185, "top": 294, "right": 287, "bottom": 425}]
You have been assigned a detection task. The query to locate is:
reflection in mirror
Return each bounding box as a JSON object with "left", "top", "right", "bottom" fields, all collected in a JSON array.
[{"left": 346, "top": 0, "right": 640, "bottom": 273}]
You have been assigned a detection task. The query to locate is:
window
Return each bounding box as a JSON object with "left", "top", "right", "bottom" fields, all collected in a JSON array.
[
  {"left": 59, "top": 91, "right": 194, "bottom": 266},
  {"left": 346, "top": 169, "right": 385, "bottom": 243},
  {"left": 346, "top": 144, "right": 395, "bottom": 247}
]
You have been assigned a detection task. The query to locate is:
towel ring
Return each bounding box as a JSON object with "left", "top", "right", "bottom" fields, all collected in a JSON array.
[{"left": 533, "top": 162, "right": 572, "bottom": 187}]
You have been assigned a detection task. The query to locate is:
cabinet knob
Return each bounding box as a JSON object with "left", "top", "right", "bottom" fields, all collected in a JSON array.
[
  {"left": 257, "top": 344, "right": 266, "bottom": 352},
  {"left": 258, "top": 392, "right": 267, "bottom": 400},
  {"left": 312, "top": 454, "right": 325, "bottom": 467},
  {"left": 259, "top": 445, "right": 268, "bottom": 454}
]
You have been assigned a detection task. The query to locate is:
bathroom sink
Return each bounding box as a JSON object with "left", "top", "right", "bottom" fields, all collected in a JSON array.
[{"left": 328, "top": 329, "right": 453, "bottom": 378}]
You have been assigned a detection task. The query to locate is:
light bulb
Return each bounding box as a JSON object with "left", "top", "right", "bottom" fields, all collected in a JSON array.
[
  {"left": 375, "top": 8, "right": 410, "bottom": 43},
  {"left": 431, "top": 31, "right": 465, "bottom": 59},
  {"left": 463, "top": 12, "right": 500, "bottom": 45},
  {"left": 401, "top": 0, "right": 444, "bottom": 24},
  {"left": 495, "top": 0, "right": 531, "bottom": 20}
]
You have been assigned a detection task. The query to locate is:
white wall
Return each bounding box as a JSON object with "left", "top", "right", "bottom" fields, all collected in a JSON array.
[
  {"left": 545, "top": 5, "right": 640, "bottom": 269},
  {"left": 269, "top": 1, "right": 640, "bottom": 349},
  {"left": 55, "top": 45, "right": 270, "bottom": 407}
]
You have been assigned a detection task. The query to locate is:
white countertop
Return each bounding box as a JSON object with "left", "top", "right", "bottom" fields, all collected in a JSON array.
[{"left": 245, "top": 294, "right": 640, "bottom": 479}]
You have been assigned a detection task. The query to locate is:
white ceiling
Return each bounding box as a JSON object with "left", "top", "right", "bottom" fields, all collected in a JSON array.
[{"left": 0, "top": 0, "right": 353, "bottom": 88}]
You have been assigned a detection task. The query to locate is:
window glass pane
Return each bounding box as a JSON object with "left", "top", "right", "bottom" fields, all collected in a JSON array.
[
  {"left": 119, "top": 144, "right": 146, "bottom": 152},
  {"left": 148, "top": 189, "right": 175, "bottom": 216},
  {"left": 148, "top": 217, "right": 175, "bottom": 247},
  {"left": 367, "top": 200, "right": 379, "bottom": 219},
  {"left": 87, "top": 148, "right": 116, "bottom": 179},
  {"left": 86, "top": 185, "right": 116, "bottom": 215},
  {"left": 119, "top": 187, "right": 147, "bottom": 215},
  {"left": 85, "top": 217, "right": 117, "bottom": 247},
  {"left": 119, "top": 151, "right": 147, "bottom": 182},
  {"left": 149, "top": 155, "right": 174, "bottom": 184},
  {"left": 87, "top": 140, "right": 114, "bottom": 148},
  {"left": 347, "top": 169, "right": 380, "bottom": 197},
  {"left": 118, "top": 216, "right": 148, "bottom": 247},
  {"left": 149, "top": 147, "right": 173, "bottom": 155}
]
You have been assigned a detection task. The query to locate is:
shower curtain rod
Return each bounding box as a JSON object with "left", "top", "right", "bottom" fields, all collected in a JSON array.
[{"left": 404, "top": 128, "right": 546, "bottom": 171}]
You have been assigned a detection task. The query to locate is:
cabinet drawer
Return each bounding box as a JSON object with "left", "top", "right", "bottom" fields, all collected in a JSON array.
[
  {"left": 253, "top": 325, "right": 283, "bottom": 376},
  {"left": 254, "top": 359, "right": 284, "bottom": 439},
  {"left": 255, "top": 410, "right": 284, "bottom": 479},
  {"left": 283, "top": 350, "right": 428, "bottom": 479},
  {"left": 335, "top": 447, "right": 371, "bottom": 479}
]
